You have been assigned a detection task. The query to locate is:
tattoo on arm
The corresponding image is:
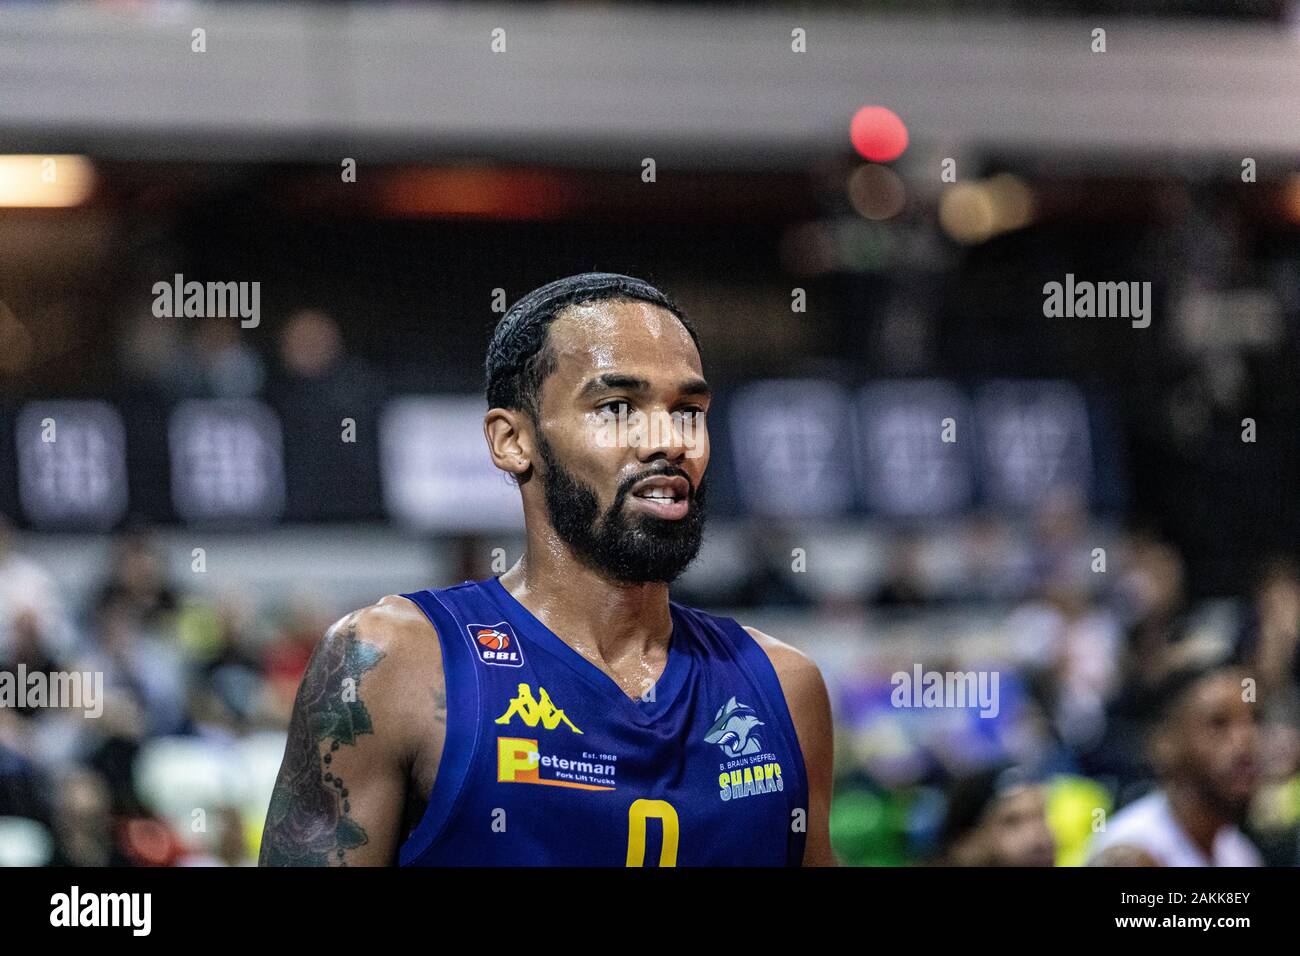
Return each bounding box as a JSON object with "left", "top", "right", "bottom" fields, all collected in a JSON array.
[{"left": 259, "top": 615, "right": 385, "bottom": 866}]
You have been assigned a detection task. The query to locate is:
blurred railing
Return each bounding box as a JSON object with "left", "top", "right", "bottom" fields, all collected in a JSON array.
[{"left": 3, "top": 3, "right": 1300, "bottom": 164}]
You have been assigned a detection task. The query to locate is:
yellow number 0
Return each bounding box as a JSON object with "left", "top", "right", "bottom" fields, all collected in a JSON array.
[{"left": 625, "top": 799, "right": 679, "bottom": 867}]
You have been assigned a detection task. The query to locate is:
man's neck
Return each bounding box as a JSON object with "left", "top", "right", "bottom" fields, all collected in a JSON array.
[
  {"left": 496, "top": 535, "right": 673, "bottom": 667},
  {"left": 1165, "top": 781, "right": 1231, "bottom": 859}
]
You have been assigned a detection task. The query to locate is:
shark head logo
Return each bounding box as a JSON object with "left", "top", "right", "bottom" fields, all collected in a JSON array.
[{"left": 704, "top": 697, "right": 765, "bottom": 757}]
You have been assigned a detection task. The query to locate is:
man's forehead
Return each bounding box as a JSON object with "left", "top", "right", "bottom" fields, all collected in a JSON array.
[
  {"left": 1179, "top": 673, "right": 1245, "bottom": 720},
  {"left": 546, "top": 300, "right": 701, "bottom": 378},
  {"left": 1200, "top": 675, "right": 1245, "bottom": 706}
]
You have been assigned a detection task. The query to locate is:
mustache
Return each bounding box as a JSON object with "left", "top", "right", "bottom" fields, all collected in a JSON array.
[{"left": 612, "top": 464, "right": 696, "bottom": 510}]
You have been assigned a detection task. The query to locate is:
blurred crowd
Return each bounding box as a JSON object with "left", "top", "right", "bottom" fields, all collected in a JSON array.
[
  {"left": 0, "top": 517, "right": 328, "bottom": 865},
  {"left": 0, "top": 489, "right": 1296, "bottom": 867},
  {"left": 825, "top": 508, "right": 1300, "bottom": 867}
]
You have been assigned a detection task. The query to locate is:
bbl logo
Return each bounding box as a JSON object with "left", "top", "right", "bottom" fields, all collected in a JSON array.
[{"left": 467, "top": 621, "right": 525, "bottom": 667}]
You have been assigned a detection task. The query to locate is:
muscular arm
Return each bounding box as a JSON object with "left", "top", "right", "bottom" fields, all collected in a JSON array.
[
  {"left": 259, "top": 596, "right": 444, "bottom": 866},
  {"left": 745, "top": 626, "right": 837, "bottom": 867}
]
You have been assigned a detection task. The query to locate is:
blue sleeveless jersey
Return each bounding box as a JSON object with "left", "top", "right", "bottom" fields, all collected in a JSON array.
[{"left": 396, "top": 577, "right": 808, "bottom": 866}]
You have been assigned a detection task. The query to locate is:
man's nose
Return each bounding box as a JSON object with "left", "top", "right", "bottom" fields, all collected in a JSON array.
[{"left": 634, "top": 408, "right": 690, "bottom": 463}]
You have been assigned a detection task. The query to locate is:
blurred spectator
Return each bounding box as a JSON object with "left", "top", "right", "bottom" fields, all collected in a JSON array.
[
  {"left": 94, "top": 528, "right": 178, "bottom": 630},
  {"left": 85, "top": 591, "right": 186, "bottom": 739},
  {"left": 0, "top": 612, "right": 64, "bottom": 719},
  {"left": 963, "top": 512, "right": 1034, "bottom": 602},
  {"left": 0, "top": 710, "right": 44, "bottom": 821},
  {"left": 1028, "top": 488, "right": 1096, "bottom": 599},
  {"left": 1009, "top": 586, "right": 1121, "bottom": 756},
  {"left": 1089, "top": 534, "right": 1194, "bottom": 786},
  {"left": 179, "top": 806, "right": 254, "bottom": 867},
  {"left": 47, "top": 768, "right": 132, "bottom": 867},
  {"left": 1234, "top": 555, "right": 1300, "bottom": 700},
  {"left": 871, "top": 533, "right": 928, "bottom": 608},
  {"left": 1086, "top": 663, "right": 1263, "bottom": 866},
  {"left": 266, "top": 308, "right": 384, "bottom": 521},
  {"left": 723, "top": 527, "right": 811, "bottom": 609},
  {"left": 193, "top": 315, "right": 265, "bottom": 398},
  {"left": 261, "top": 597, "right": 332, "bottom": 723},
  {"left": 939, "top": 764, "right": 1056, "bottom": 866},
  {"left": 122, "top": 309, "right": 265, "bottom": 401},
  {"left": 118, "top": 308, "right": 192, "bottom": 401},
  {"left": 0, "top": 516, "right": 74, "bottom": 663}
]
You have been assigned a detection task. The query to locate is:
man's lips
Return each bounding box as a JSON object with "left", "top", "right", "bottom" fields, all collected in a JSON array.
[
  {"left": 626, "top": 474, "right": 691, "bottom": 520},
  {"left": 1227, "top": 755, "right": 1260, "bottom": 784}
]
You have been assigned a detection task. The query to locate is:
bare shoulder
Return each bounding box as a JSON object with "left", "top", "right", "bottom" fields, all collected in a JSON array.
[
  {"left": 335, "top": 594, "right": 442, "bottom": 672},
  {"left": 353, "top": 593, "right": 441, "bottom": 644},
  {"left": 311, "top": 594, "right": 444, "bottom": 726},
  {"left": 741, "top": 625, "right": 826, "bottom": 698}
]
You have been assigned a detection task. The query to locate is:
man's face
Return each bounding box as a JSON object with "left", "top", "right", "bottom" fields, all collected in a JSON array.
[
  {"left": 529, "top": 299, "right": 711, "bottom": 584},
  {"left": 1166, "top": 672, "right": 1260, "bottom": 819},
  {"left": 974, "top": 785, "right": 1056, "bottom": 867}
]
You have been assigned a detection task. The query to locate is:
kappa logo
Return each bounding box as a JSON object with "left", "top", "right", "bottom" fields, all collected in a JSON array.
[
  {"left": 467, "top": 621, "right": 524, "bottom": 667},
  {"left": 496, "top": 683, "right": 583, "bottom": 733},
  {"left": 704, "top": 696, "right": 765, "bottom": 757}
]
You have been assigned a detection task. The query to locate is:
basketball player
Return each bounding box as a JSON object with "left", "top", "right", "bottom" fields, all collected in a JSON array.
[{"left": 259, "top": 273, "right": 835, "bottom": 866}]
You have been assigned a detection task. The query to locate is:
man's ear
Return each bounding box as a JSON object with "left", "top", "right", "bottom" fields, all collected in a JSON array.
[{"left": 484, "top": 407, "right": 534, "bottom": 480}]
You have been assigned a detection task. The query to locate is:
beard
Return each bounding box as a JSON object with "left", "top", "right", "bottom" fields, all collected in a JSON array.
[{"left": 536, "top": 433, "right": 706, "bottom": 584}]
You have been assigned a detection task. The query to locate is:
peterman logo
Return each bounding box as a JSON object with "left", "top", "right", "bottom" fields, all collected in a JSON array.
[
  {"left": 497, "top": 737, "right": 616, "bottom": 790},
  {"left": 467, "top": 621, "right": 524, "bottom": 667},
  {"left": 704, "top": 696, "right": 765, "bottom": 757},
  {"left": 496, "top": 683, "right": 582, "bottom": 733}
]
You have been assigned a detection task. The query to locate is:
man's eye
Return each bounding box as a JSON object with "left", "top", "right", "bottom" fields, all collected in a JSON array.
[{"left": 598, "top": 400, "right": 630, "bottom": 417}]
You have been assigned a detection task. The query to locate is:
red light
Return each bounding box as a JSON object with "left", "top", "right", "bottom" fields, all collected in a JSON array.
[{"left": 850, "top": 106, "right": 909, "bottom": 163}]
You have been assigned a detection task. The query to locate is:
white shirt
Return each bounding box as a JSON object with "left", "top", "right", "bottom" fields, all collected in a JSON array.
[{"left": 1085, "top": 790, "right": 1263, "bottom": 867}]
